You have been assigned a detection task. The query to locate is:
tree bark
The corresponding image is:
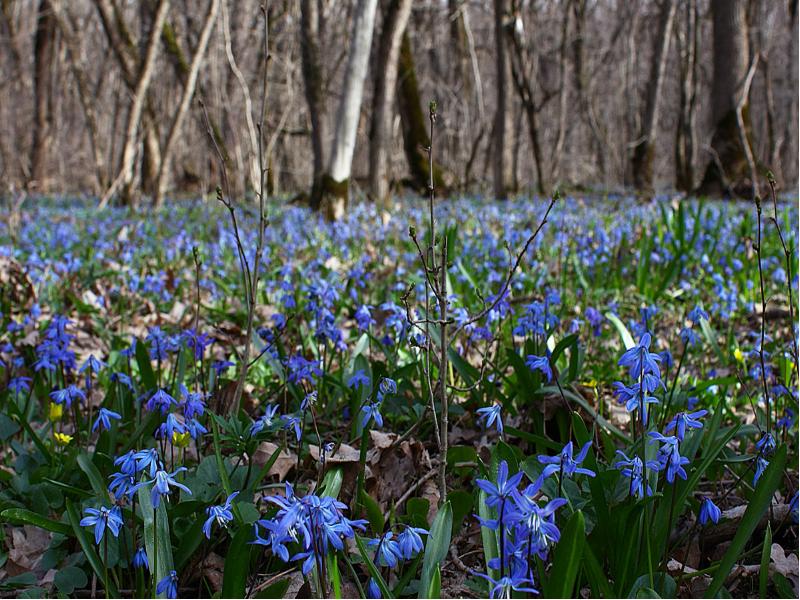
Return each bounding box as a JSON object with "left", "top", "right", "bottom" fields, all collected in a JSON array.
[
  {"left": 100, "top": 0, "right": 170, "bottom": 208},
  {"left": 154, "top": 0, "right": 220, "bottom": 207},
  {"left": 630, "top": 0, "right": 677, "bottom": 191},
  {"left": 368, "top": 0, "right": 412, "bottom": 203},
  {"left": 30, "top": 0, "right": 57, "bottom": 190},
  {"left": 492, "top": 0, "right": 509, "bottom": 199},
  {"left": 675, "top": 0, "right": 698, "bottom": 192},
  {"left": 697, "top": 0, "right": 753, "bottom": 196},
  {"left": 300, "top": 0, "right": 328, "bottom": 206}
]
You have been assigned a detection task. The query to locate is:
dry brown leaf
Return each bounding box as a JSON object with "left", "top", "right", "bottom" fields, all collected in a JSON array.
[
  {"left": 253, "top": 442, "right": 295, "bottom": 481},
  {"left": 308, "top": 443, "right": 360, "bottom": 463},
  {"left": 770, "top": 543, "right": 799, "bottom": 592},
  {"left": 6, "top": 525, "right": 51, "bottom": 575}
]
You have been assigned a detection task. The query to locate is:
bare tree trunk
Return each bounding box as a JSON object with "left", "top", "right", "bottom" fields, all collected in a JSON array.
[
  {"left": 492, "top": 0, "right": 509, "bottom": 199},
  {"left": 630, "top": 0, "right": 677, "bottom": 191},
  {"left": 697, "top": 0, "right": 753, "bottom": 196},
  {"left": 300, "top": 0, "right": 328, "bottom": 206},
  {"left": 154, "top": 0, "right": 220, "bottom": 207},
  {"left": 368, "top": 0, "right": 412, "bottom": 203},
  {"left": 675, "top": 0, "right": 698, "bottom": 192},
  {"left": 30, "top": 0, "right": 56, "bottom": 190},
  {"left": 100, "top": 0, "right": 170, "bottom": 208}
]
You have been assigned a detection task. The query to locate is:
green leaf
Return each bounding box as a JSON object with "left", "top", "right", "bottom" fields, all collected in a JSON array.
[
  {"left": 354, "top": 535, "right": 393, "bottom": 599},
  {"left": 0, "top": 508, "right": 72, "bottom": 536},
  {"left": 360, "top": 490, "right": 384, "bottom": 533},
  {"left": 427, "top": 565, "right": 441, "bottom": 598},
  {"left": 583, "top": 543, "right": 614, "bottom": 598},
  {"left": 759, "top": 522, "right": 772, "bottom": 599},
  {"left": 419, "top": 501, "right": 452, "bottom": 599},
  {"left": 77, "top": 453, "right": 109, "bottom": 499},
  {"left": 477, "top": 489, "right": 499, "bottom": 585},
  {"left": 65, "top": 499, "right": 118, "bottom": 597},
  {"left": 222, "top": 526, "right": 253, "bottom": 598},
  {"left": 705, "top": 444, "right": 787, "bottom": 598},
  {"left": 54, "top": 566, "right": 88, "bottom": 594},
  {"left": 320, "top": 467, "right": 344, "bottom": 499},
  {"left": 606, "top": 312, "right": 635, "bottom": 349},
  {"left": 699, "top": 318, "right": 725, "bottom": 364},
  {"left": 174, "top": 518, "right": 206, "bottom": 571},
  {"left": 135, "top": 338, "right": 157, "bottom": 391},
  {"left": 544, "top": 510, "right": 585, "bottom": 598},
  {"left": 137, "top": 483, "right": 174, "bottom": 599}
]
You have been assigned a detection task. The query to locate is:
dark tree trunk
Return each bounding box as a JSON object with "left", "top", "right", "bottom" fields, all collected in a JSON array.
[
  {"left": 30, "top": 0, "right": 56, "bottom": 190},
  {"left": 697, "top": 0, "right": 754, "bottom": 196},
  {"left": 492, "top": 0, "right": 509, "bottom": 199},
  {"left": 300, "top": 0, "right": 327, "bottom": 209}
]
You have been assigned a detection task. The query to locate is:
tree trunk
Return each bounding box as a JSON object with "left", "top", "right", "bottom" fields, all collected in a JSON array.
[
  {"left": 492, "top": 0, "right": 509, "bottom": 199},
  {"left": 397, "top": 31, "right": 446, "bottom": 194},
  {"left": 154, "top": 0, "right": 219, "bottom": 207},
  {"left": 630, "top": 0, "right": 677, "bottom": 191},
  {"left": 368, "top": 0, "right": 412, "bottom": 203},
  {"left": 30, "top": 0, "right": 56, "bottom": 190},
  {"left": 675, "top": 0, "right": 698, "bottom": 192},
  {"left": 697, "top": 0, "right": 753, "bottom": 196},
  {"left": 300, "top": 0, "right": 328, "bottom": 208},
  {"left": 100, "top": 0, "right": 170, "bottom": 208}
]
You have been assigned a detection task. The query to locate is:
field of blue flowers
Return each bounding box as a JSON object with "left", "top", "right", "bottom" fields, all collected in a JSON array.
[{"left": 0, "top": 193, "right": 797, "bottom": 599}]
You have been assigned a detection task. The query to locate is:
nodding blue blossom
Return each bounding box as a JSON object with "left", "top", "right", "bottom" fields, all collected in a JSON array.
[
  {"left": 687, "top": 306, "right": 709, "bottom": 325},
  {"left": 473, "top": 573, "right": 538, "bottom": 599},
  {"left": 183, "top": 328, "right": 214, "bottom": 360},
  {"left": 156, "top": 570, "right": 179, "bottom": 599},
  {"left": 585, "top": 307, "right": 604, "bottom": 336},
  {"left": 664, "top": 410, "right": 708, "bottom": 441},
  {"left": 135, "top": 468, "right": 192, "bottom": 508},
  {"left": 146, "top": 327, "right": 169, "bottom": 361},
  {"left": 698, "top": 498, "right": 721, "bottom": 526},
  {"left": 92, "top": 407, "right": 122, "bottom": 432},
  {"left": 212, "top": 360, "right": 234, "bottom": 376},
  {"left": 360, "top": 401, "right": 383, "bottom": 429},
  {"left": 146, "top": 389, "right": 177, "bottom": 414},
  {"left": 285, "top": 354, "right": 322, "bottom": 385},
  {"left": 252, "top": 482, "right": 367, "bottom": 576},
  {"left": 368, "top": 532, "right": 403, "bottom": 567},
  {"left": 301, "top": 391, "right": 318, "bottom": 411},
  {"left": 777, "top": 408, "right": 795, "bottom": 430},
  {"left": 156, "top": 413, "right": 187, "bottom": 441},
  {"left": 133, "top": 448, "right": 162, "bottom": 477},
  {"left": 250, "top": 403, "right": 280, "bottom": 436},
  {"left": 618, "top": 332, "right": 661, "bottom": 381},
  {"left": 377, "top": 377, "right": 397, "bottom": 402},
  {"left": 753, "top": 456, "right": 770, "bottom": 486},
  {"left": 49, "top": 385, "right": 86, "bottom": 409},
  {"left": 680, "top": 327, "right": 701, "bottom": 347},
  {"left": 538, "top": 441, "right": 596, "bottom": 480},
  {"left": 203, "top": 491, "right": 239, "bottom": 539},
  {"left": 755, "top": 432, "right": 776, "bottom": 456},
  {"left": 367, "top": 577, "right": 382, "bottom": 599},
  {"left": 612, "top": 382, "right": 660, "bottom": 426},
  {"left": 475, "top": 461, "right": 524, "bottom": 508},
  {"left": 8, "top": 376, "right": 32, "bottom": 397},
  {"left": 396, "top": 526, "right": 428, "bottom": 559},
  {"left": 79, "top": 506, "right": 123, "bottom": 544},
  {"left": 282, "top": 414, "right": 303, "bottom": 442},
  {"left": 79, "top": 354, "right": 106, "bottom": 376},
  {"left": 477, "top": 404, "right": 503, "bottom": 434},
  {"left": 354, "top": 305, "right": 375, "bottom": 331},
  {"left": 108, "top": 471, "right": 137, "bottom": 500},
  {"left": 132, "top": 546, "right": 149, "bottom": 571},
  {"left": 110, "top": 371, "right": 133, "bottom": 390},
  {"left": 525, "top": 354, "right": 552, "bottom": 381},
  {"left": 347, "top": 369, "right": 370, "bottom": 390},
  {"left": 648, "top": 432, "right": 690, "bottom": 483},
  {"left": 180, "top": 390, "right": 206, "bottom": 420},
  {"left": 614, "top": 451, "right": 659, "bottom": 500}
]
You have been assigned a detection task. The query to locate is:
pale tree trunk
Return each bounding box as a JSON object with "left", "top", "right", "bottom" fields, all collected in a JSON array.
[
  {"left": 675, "top": 0, "right": 698, "bottom": 192},
  {"left": 492, "top": 0, "right": 509, "bottom": 199},
  {"left": 300, "top": 0, "right": 327, "bottom": 204},
  {"left": 30, "top": 0, "right": 56, "bottom": 190},
  {"left": 154, "top": 0, "right": 220, "bottom": 207},
  {"left": 368, "top": 0, "right": 412, "bottom": 203},
  {"left": 100, "top": 0, "right": 170, "bottom": 208},
  {"left": 698, "top": 0, "right": 753, "bottom": 196},
  {"left": 630, "top": 0, "right": 677, "bottom": 191},
  {"left": 317, "top": 0, "right": 378, "bottom": 220}
]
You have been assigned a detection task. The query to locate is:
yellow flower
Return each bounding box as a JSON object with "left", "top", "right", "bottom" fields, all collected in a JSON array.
[
  {"left": 581, "top": 379, "right": 598, "bottom": 389},
  {"left": 49, "top": 402, "right": 64, "bottom": 422},
  {"left": 54, "top": 432, "right": 73, "bottom": 446},
  {"left": 172, "top": 431, "right": 191, "bottom": 448},
  {"left": 734, "top": 348, "right": 744, "bottom": 363}
]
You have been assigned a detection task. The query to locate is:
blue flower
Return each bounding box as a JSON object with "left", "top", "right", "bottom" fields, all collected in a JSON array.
[
  {"left": 250, "top": 403, "right": 280, "bottom": 436},
  {"left": 108, "top": 471, "right": 137, "bottom": 500},
  {"left": 473, "top": 573, "right": 537, "bottom": 599},
  {"left": 92, "top": 407, "right": 122, "bottom": 432},
  {"left": 136, "top": 468, "right": 192, "bottom": 508},
  {"left": 368, "top": 532, "right": 403, "bottom": 568},
  {"left": 614, "top": 451, "right": 659, "bottom": 500},
  {"left": 79, "top": 506, "right": 123, "bottom": 545},
  {"left": 648, "top": 432, "right": 689, "bottom": 483},
  {"left": 146, "top": 389, "right": 177, "bottom": 414},
  {"left": 698, "top": 498, "right": 721, "bottom": 526},
  {"left": 156, "top": 570, "right": 179, "bottom": 599},
  {"left": 538, "top": 441, "right": 596, "bottom": 479},
  {"left": 475, "top": 461, "right": 523, "bottom": 508},
  {"left": 664, "top": 410, "right": 708, "bottom": 441},
  {"left": 396, "top": 526, "right": 428, "bottom": 559},
  {"left": 618, "top": 332, "right": 661, "bottom": 380},
  {"left": 49, "top": 385, "right": 86, "bottom": 409},
  {"left": 476, "top": 404, "right": 503, "bottom": 434},
  {"left": 688, "top": 306, "right": 708, "bottom": 325},
  {"left": 79, "top": 354, "right": 106, "bottom": 375},
  {"left": 525, "top": 354, "right": 552, "bottom": 381},
  {"left": 203, "top": 491, "right": 239, "bottom": 539},
  {"left": 360, "top": 402, "right": 383, "bottom": 429},
  {"left": 347, "top": 370, "right": 370, "bottom": 390},
  {"left": 134, "top": 448, "right": 162, "bottom": 477},
  {"left": 755, "top": 433, "right": 776, "bottom": 456},
  {"left": 753, "top": 456, "right": 769, "bottom": 485},
  {"left": 132, "top": 546, "right": 149, "bottom": 571},
  {"left": 8, "top": 376, "right": 32, "bottom": 397},
  {"left": 282, "top": 414, "right": 303, "bottom": 442},
  {"left": 367, "top": 577, "right": 382, "bottom": 599}
]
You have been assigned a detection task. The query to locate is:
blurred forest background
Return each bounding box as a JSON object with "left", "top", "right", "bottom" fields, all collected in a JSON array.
[{"left": 0, "top": 0, "right": 797, "bottom": 214}]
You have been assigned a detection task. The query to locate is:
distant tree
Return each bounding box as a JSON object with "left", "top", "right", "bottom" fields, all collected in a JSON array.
[
  {"left": 300, "top": 0, "right": 327, "bottom": 205},
  {"left": 30, "top": 0, "right": 56, "bottom": 190}
]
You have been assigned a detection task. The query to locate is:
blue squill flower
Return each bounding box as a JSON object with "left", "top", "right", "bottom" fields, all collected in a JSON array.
[
  {"left": 698, "top": 498, "right": 721, "bottom": 526},
  {"left": 203, "top": 491, "right": 239, "bottom": 539},
  {"left": 665, "top": 410, "right": 708, "bottom": 441},
  {"left": 396, "top": 526, "right": 428, "bottom": 559},
  {"left": 368, "top": 532, "right": 403, "bottom": 568},
  {"left": 618, "top": 332, "right": 661, "bottom": 380},
  {"left": 538, "top": 441, "right": 596, "bottom": 479},
  {"left": 79, "top": 506, "right": 123, "bottom": 545},
  {"left": 156, "top": 570, "right": 179, "bottom": 599},
  {"left": 475, "top": 461, "right": 523, "bottom": 508},
  {"left": 367, "top": 577, "right": 382, "bottom": 599},
  {"left": 250, "top": 403, "right": 280, "bottom": 436},
  {"left": 347, "top": 370, "right": 370, "bottom": 389},
  {"left": 360, "top": 401, "right": 383, "bottom": 429},
  {"left": 135, "top": 468, "right": 192, "bottom": 508},
  {"left": 476, "top": 404, "right": 503, "bottom": 434},
  {"left": 525, "top": 354, "right": 552, "bottom": 381},
  {"left": 92, "top": 407, "right": 122, "bottom": 432},
  {"left": 753, "top": 456, "right": 769, "bottom": 485},
  {"left": 49, "top": 385, "right": 86, "bottom": 409},
  {"left": 614, "top": 451, "right": 659, "bottom": 500},
  {"left": 146, "top": 389, "right": 177, "bottom": 414},
  {"left": 472, "top": 573, "right": 538, "bottom": 599},
  {"left": 132, "top": 546, "right": 149, "bottom": 571},
  {"left": 133, "top": 448, "right": 161, "bottom": 477}
]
